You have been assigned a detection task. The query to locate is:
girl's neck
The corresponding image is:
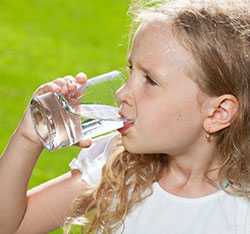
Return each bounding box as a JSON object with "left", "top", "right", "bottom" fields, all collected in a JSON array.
[{"left": 158, "top": 158, "right": 222, "bottom": 198}]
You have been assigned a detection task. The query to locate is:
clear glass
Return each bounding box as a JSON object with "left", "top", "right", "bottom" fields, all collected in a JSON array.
[
  {"left": 29, "top": 71, "right": 126, "bottom": 151},
  {"left": 75, "top": 70, "right": 126, "bottom": 139}
]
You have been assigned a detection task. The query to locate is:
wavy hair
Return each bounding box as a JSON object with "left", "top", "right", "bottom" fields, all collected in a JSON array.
[{"left": 64, "top": 0, "right": 250, "bottom": 233}]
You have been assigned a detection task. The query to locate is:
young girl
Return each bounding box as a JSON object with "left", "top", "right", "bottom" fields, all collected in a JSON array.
[{"left": 1, "top": 0, "right": 250, "bottom": 233}]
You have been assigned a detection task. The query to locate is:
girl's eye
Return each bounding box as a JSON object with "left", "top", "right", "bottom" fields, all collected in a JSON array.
[
  {"left": 144, "top": 74, "right": 158, "bottom": 86},
  {"left": 126, "top": 64, "right": 158, "bottom": 86},
  {"left": 127, "top": 64, "right": 132, "bottom": 72}
]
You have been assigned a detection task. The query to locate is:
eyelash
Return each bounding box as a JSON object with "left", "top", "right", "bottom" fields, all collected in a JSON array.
[{"left": 126, "top": 65, "right": 158, "bottom": 86}]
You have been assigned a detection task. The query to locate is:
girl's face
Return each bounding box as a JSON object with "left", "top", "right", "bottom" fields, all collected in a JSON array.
[{"left": 116, "top": 20, "right": 206, "bottom": 155}]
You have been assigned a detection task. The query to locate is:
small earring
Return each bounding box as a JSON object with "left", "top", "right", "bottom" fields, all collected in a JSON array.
[{"left": 205, "top": 133, "right": 212, "bottom": 142}]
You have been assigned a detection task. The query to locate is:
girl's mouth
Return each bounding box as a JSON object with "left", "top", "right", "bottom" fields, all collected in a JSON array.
[{"left": 117, "top": 119, "right": 134, "bottom": 134}]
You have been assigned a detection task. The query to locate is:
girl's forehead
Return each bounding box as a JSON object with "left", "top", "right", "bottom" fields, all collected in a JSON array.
[
  {"left": 138, "top": 20, "right": 173, "bottom": 36},
  {"left": 134, "top": 20, "right": 173, "bottom": 45},
  {"left": 129, "top": 20, "right": 195, "bottom": 78},
  {"left": 131, "top": 20, "right": 184, "bottom": 60}
]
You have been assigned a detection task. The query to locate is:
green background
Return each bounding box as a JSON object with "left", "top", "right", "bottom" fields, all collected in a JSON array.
[{"left": 0, "top": 0, "right": 130, "bottom": 233}]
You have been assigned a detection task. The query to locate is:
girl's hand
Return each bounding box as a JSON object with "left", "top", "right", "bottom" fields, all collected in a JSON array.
[{"left": 17, "top": 72, "right": 92, "bottom": 149}]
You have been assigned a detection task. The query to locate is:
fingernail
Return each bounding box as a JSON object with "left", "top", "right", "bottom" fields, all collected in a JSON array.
[
  {"left": 78, "top": 72, "right": 84, "bottom": 76},
  {"left": 76, "top": 72, "right": 86, "bottom": 82}
]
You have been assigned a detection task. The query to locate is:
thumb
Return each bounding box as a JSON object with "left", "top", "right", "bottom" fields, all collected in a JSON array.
[{"left": 75, "top": 138, "right": 93, "bottom": 148}]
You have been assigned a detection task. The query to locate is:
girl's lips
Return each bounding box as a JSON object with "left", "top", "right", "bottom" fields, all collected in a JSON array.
[{"left": 117, "top": 120, "right": 134, "bottom": 134}]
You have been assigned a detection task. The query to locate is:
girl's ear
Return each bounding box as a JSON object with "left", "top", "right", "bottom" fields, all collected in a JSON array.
[{"left": 203, "top": 94, "right": 239, "bottom": 134}]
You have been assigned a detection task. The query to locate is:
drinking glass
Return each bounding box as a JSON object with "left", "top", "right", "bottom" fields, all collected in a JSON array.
[{"left": 29, "top": 71, "right": 126, "bottom": 151}]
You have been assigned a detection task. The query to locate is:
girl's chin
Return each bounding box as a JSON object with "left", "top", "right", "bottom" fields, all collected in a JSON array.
[{"left": 120, "top": 137, "right": 144, "bottom": 154}]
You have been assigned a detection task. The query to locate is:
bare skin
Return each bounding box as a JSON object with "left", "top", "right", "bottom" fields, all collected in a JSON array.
[
  {"left": 0, "top": 18, "right": 240, "bottom": 234},
  {"left": 116, "top": 19, "right": 239, "bottom": 198},
  {"left": 0, "top": 73, "right": 93, "bottom": 234}
]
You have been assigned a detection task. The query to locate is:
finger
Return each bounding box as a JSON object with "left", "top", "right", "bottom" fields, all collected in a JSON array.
[
  {"left": 64, "top": 75, "right": 75, "bottom": 83},
  {"left": 74, "top": 138, "right": 92, "bottom": 148},
  {"left": 51, "top": 83, "right": 61, "bottom": 92},
  {"left": 67, "top": 81, "right": 77, "bottom": 92},
  {"left": 34, "top": 83, "right": 60, "bottom": 96},
  {"left": 75, "top": 72, "right": 87, "bottom": 84},
  {"left": 60, "top": 82, "right": 74, "bottom": 96},
  {"left": 65, "top": 84, "right": 77, "bottom": 97},
  {"left": 52, "top": 79, "right": 76, "bottom": 98},
  {"left": 54, "top": 78, "right": 67, "bottom": 87},
  {"left": 54, "top": 76, "right": 75, "bottom": 89}
]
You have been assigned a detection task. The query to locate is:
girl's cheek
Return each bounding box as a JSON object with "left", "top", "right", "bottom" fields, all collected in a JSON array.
[
  {"left": 137, "top": 85, "right": 152, "bottom": 99},
  {"left": 135, "top": 88, "right": 155, "bottom": 114}
]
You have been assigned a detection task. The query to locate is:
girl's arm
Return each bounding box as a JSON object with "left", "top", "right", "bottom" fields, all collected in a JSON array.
[
  {"left": 0, "top": 115, "right": 44, "bottom": 234},
  {"left": 0, "top": 73, "right": 92, "bottom": 234},
  {"left": 0, "top": 129, "right": 89, "bottom": 234},
  {"left": 17, "top": 169, "right": 88, "bottom": 234}
]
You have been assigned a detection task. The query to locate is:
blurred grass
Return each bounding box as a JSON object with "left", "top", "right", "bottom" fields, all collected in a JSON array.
[{"left": 0, "top": 0, "right": 130, "bottom": 233}]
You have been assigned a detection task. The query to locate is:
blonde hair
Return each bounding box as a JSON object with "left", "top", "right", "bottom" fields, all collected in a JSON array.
[{"left": 65, "top": 0, "right": 250, "bottom": 233}]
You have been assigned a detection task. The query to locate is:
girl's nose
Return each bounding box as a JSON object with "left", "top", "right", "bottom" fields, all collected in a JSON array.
[{"left": 115, "top": 83, "right": 134, "bottom": 106}]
